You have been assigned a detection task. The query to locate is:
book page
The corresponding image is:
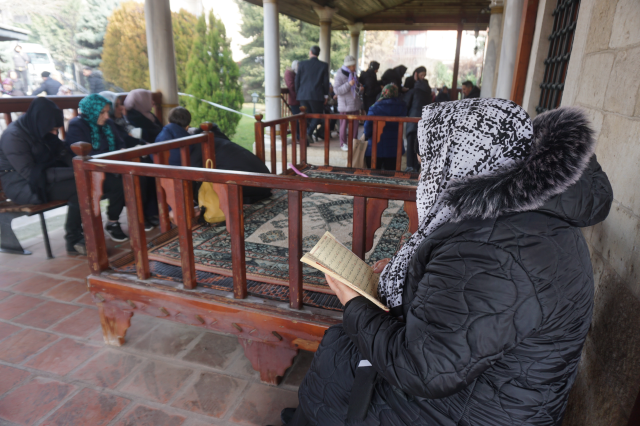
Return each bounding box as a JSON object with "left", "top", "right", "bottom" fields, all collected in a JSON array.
[{"left": 309, "top": 232, "right": 379, "bottom": 297}]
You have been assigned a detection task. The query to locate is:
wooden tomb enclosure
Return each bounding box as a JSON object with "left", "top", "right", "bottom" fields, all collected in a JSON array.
[{"left": 72, "top": 109, "right": 420, "bottom": 384}]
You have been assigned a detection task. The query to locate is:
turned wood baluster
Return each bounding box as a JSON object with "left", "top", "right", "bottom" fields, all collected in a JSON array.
[
  {"left": 4, "top": 113, "right": 11, "bottom": 125},
  {"left": 180, "top": 145, "right": 194, "bottom": 229},
  {"left": 300, "top": 106, "right": 307, "bottom": 165},
  {"left": 172, "top": 178, "right": 197, "bottom": 289},
  {"left": 288, "top": 190, "right": 303, "bottom": 309},
  {"left": 270, "top": 124, "right": 277, "bottom": 174},
  {"left": 291, "top": 118, "right": 298, "bottom": 167},
  {"left": 347, "top": 117, "right": 355, "bottom": 168},
  {"left": 254, "top": 114, "right": 265, "bottom": 163},
  {"left": 352, "top": 196, "right": 367, "bottom": 260},
  {"left": 324, "top": 117, "right": 330, "bottom": 166},
  {"left": 371, "top": 121, "right": 378, "bottom": 169},
  {"left": 153, "top": 151, "right": 171, "bottom": 233},
  {"left": 396, "top": 121, "right": 404, "bottom": 171},
  {"left": 281, "top": 121, "right": 288, "bottom": 174},
  {"left": 227, "top": 184, "right": 247, "bottom": 299},
  {"left": 70, "top": 142, "right": 109, "bottom": 274},
  {"left": 123, "top": 173, "right": 150, "bottom": 280}
]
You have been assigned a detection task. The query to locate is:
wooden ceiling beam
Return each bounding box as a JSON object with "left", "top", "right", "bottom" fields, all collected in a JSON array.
[{"left": 361, "top": 14, "right": 490, "bottom": 24}]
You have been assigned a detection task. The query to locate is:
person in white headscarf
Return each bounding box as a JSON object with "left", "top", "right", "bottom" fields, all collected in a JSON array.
[{"left": 283, "top": 98, "right": 613, "bottom": 426}]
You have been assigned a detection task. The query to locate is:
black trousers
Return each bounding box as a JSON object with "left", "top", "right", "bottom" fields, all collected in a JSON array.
[
  {"left": 406, "top": 132, "right": 420, "bottom": 171},
  {"left": 365, "top": 156, "right": 397, "bottom": 171},
  {"left": 46, "top": 178, "right": 82, "bottom": 247},
  {"left": 102, "top": 173, "right": 125, "bottom": 222},
  {"left": 300, "top": 100, "right": 324, "bottom": 137}
]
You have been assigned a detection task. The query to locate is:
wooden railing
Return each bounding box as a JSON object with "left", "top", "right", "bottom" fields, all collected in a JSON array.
[
  {"left": 254, "top": 107, "right": 421, "bottom": 174},
  {"left": 70, "top": 122, "right": 417, "bottom": 310},
  {"left": 281, "top": 88, "right": 292, "bottom": 118},
  {"left": 0, "top": 92, "right": 165, "bottom": 139}
]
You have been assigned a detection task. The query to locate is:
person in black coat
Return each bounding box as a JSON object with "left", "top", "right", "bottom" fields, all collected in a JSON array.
[
  {"left": 402, "top": 66, "right": 426, "bottom": 91},
  {"left": 359, "top": 61, "right": 381, "bottom": 113},
  {"left": 0, "top": 98, "right": 85, "bottom": 254},
  {"left": 403, "top": 78, "right": 431, "bottom": 171},
  {"left": 31, "top": 72, "right": 62, "bottom": 96},
  {"left": 124, "top": 89, "right": 163, "bottom": 142},
  {"left": 286, "top": 99, "right": 613, "bottom": 426},
  {"left": 83, "top": 67, "right": 106, "bottom": 94},
  {"left": 461, "top": 80, "right": 480, "bottom": 99},
  {"left": 434, "top": 86, "right": 450, "bottom": 103},
  {"left": 295, "top": 46, "right": 330, "bottom": 142}
]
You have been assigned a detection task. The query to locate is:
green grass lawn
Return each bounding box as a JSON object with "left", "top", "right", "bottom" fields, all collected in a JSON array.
[{"left": 233, "top": 104, "right": 264, "bottom": 152}]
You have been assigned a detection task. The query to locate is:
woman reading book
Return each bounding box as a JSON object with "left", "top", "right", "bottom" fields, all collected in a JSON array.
[{"left": 278, "top": 98, "right": 613, "bottom": 426}]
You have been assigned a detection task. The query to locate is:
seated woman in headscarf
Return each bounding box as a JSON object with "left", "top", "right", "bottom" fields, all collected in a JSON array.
[
  {"left": 155, "top": 106, "right": 272, "bottom": 204},
  {"left": 124, "top": 89, "right": 163, "bottom": 142},
  {"left": 99, "top": 91, "right": 142, "bottom": 148},
  {"left": 0, "top": 98, "right": 85, "bottom": 254},
  {"left": 66, "top": 94, "right": 156, "bottom": 242},
  {"left": 362, "top": 84, "right": 407, "bottom": 170},
  {"left": 283, "top": 99, "right": 613, "bottom": 426}
]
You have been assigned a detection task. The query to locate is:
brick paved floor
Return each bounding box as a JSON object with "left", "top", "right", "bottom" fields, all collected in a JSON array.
[{"left": 0, "top": 227, "right": 313, "bottom": 426}]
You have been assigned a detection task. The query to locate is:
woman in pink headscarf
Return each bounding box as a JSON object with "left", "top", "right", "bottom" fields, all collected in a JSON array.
[{"left": 124, "top": 89, "right": 163, "bottom": 142}]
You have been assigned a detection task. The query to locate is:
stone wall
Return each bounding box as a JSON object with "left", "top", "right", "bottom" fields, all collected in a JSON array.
[{"left": 559, "top": 0, "right": 640, "bottom": 424}]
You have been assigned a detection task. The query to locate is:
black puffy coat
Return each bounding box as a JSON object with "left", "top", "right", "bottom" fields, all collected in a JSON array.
[
  {"left": 298, "top": 109, "right": 613, "bottom": 425},
  {"left": 403, "top": 80, "right": 432, "bottom": 135}
]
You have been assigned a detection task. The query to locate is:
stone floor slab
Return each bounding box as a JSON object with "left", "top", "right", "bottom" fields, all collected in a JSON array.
[
  {"left": 51, "top": 308, "right": 101, "bottom": 337},
  {"left": 13, "top": 301, "right": 80, "bottom": 329},
  {"left": 0, "top": 322, "right": 22, "bottom": 342},
  {"left": 31, "top": 258, "right": 85, "bottom": 275},
  {"left": 71, "top": 350, "right": 143, "bottom": 389},
  {"left": 43, "top": 281, "right": 88, "bottom": 302},
  {"left": 0, "top": 329, "right": 58, "bottom": 363},
  {"left": 132, "top": 321, "right": 201, "bottom": 357},
  {"left": 181, "top": 332, "right": 242, "bottom": 370},
  {"left": 172, "top": 372, "right": 247, "bottom": 418},
  {"left": 112, "top": 405, "right": 186, "bottom": 426},
  {"left": 0, "top": 295, "right": 43, "bottom": 320},
  {"left": 24, "top": 338, "right": 100, "bottom": 376},
  {"left": 0, "top": 365, "right": 30, "bottom": 395},
  {"left": 61, "top": 263, "right": 91, "bottom": 281},
  {"left": 0, "top": 271, "right": 32, "bottom": 289},
  {"left": 282, "top": 350, "right": 314, "bottom": 388},
  {"left": 0, "top": 290, "right": 11, "bottom": 301},
  {"left": 39, "top": 387, "right": 130, "bottom": 426},
  {"left": 11, "top": 276, "right": 67, "bottom": 296},
  {"left": 120, "top": 360, "right": 194, "bottom": 404},
  {"left": 230, "top": 382, "right": 298, "bottom": 426},
  {"left": 0, "top": 377, "right": 75, "bottom": 426}
]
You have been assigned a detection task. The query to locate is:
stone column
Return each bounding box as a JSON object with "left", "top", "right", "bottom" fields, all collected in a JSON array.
[
  {"left": 144, "top": 0, "right": 179, "bottom": 124},
  {"left": 263, "top": 0, "right": 281, "bottom": 121},
  {"left": 495, "top": 0, "right": 524, "bottom": 99},
  {"left": 347, "top": 23, "right": 364, "bottom": 69},
  {"left": 314, "top": 6, "right": 337, "bottom": 66},
  {"left": 480, "top": 0, "right": 504, "bottom": 98}
]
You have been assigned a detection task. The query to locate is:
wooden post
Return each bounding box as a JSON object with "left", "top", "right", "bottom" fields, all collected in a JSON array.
[
  {"left": 347, "top": 117, "right": 354, "bottom": 168},
  {"left": 324, "top": 117, "right": 330, "bottom": 166},
  {"left": 201, "top": 122, "right": 216, "bottom": 168},
  {"left": 227, "top": 184, "right": 247, "bottom": 299},
  {"left": 123, "top": 174, "right": 150, "bottom": 280},
  {"left": 371, "top": 121, "right": 378, "bottom": 169},
  {"left": 179, "top": 146, "right": 194, "bottom": 229},
  {"left": 396, "top": 121, "right": 404, "bottom": 171},
  {"left": 153, "top": 151, "right": 171, "bottom": 233},
  {"left": 288, "top": 190, "right": 303, "bottom": 309},
  {"left": 254, "top": 114, "right": 265, "bottom": 163},
  {"left": 70, "top": 142, "right": 109, "bottom": 274},
  {"left": 270, "top": 124, "right": 277, "bottom": 174},
  {"left": 173, "top": 179, "right": 197, "bottom": 289},
  {"left": 510, "top": 0, "right": 540, "bottom": 105},
  {"left": 451, "top": 21, "right": 464, "bottom": 101},
  {"left": 281, "top": 121, "right": 288, "bottom": 174},
  {"left": 352, "top": 197, "right": 367, "bottom": 259},
  {"left": 300, "top": 106, "right": 308, "bottom": 165},
  {"left": 291, "top": 117, "right": 298, "bottom": 166}
]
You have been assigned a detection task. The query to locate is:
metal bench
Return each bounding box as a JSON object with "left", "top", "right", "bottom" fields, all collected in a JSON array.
[{"left": 0, "top": 181, "right": 67, "bottom": 258}]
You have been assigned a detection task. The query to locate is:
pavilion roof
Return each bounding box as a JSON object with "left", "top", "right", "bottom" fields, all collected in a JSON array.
[{"left": 243, "top": 0, "right": 491, "bottom": 31}]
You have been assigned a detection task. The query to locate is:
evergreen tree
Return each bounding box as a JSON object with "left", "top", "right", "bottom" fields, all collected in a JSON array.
[
  {"left": 236, "top": 0, "right": 350, "bottom": 100},
  {"left": 101, "top": 3, "right": 196, "bottom": 92},
  {"left": 101, "top": 1, "right": 149, "bottom": 91},
  {"left": 184, "top": 11, "right": 243, "bottom": 137},
  {"left": 172, "top": 9, "right": 197, "bottom": 92},
  {"left": 75, "top": 0, "right": 120, "bottom": 67}
]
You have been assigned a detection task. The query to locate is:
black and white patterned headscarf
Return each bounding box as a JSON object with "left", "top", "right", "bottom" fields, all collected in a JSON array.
[{"left": 378, "top": 98, "right": 534, "bottom": 309}]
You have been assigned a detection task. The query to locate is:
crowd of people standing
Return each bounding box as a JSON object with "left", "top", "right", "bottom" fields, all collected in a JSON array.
[{"left": 287, "top": 45, "right": 482, "bottom": 171}]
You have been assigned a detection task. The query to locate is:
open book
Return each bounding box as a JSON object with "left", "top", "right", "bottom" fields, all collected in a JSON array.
[{"left": 301, "top": 232, "right": 389, "bottom": 311}]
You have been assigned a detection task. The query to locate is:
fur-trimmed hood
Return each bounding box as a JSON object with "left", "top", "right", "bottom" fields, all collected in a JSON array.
[{"left": 441, "top": 107, "right": 613, "bottom": 226}]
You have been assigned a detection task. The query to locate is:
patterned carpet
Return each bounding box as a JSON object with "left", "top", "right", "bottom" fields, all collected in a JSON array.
[{"left": 113, "top": 167, "right": 418, "bottom": 310}]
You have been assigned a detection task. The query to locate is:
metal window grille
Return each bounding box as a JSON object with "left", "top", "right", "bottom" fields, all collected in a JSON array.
[{"left": 536, "top": 0, "right": 581, "bottom": 114}]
